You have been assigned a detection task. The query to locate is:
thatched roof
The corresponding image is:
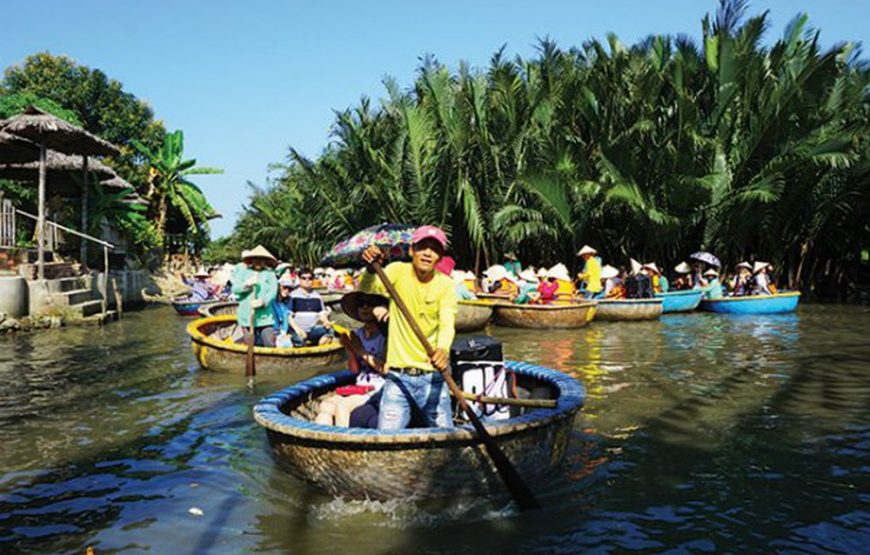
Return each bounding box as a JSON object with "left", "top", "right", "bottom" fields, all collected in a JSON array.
[
  {"left": 101, "top": 175, "right": 150, "bottom": 206},
  {"left": 0, "top": 106, "right": 120, "bottom": 157},
  {"left": 0, "top": 151, "right": 119, "bottom": 195},
  {"left": 0, "top": 150, "right": 116, "bottom": 180},
  {"left": 0, "top": 131, "right": 39, "bottom": 164}
]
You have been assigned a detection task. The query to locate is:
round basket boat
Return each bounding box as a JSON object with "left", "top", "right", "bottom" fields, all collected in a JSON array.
[
  {"left": 455, "top": 299, "right": 495, "bottom": 332},
  {"left": 655, "top": 290, "right": 703, "bottom": 313},
  {"left": 493, "top": 302, "right": 597, "bottom": 329},
  {"left": 254, "top": 361, "right": 585, "bottom": 500},
  {"left": 595, "top": 297, "right": 663, "bottom": 321},
  {"left": 197, "top": 300, "right": 238, "bottom": 317},
  {"left": 186, "top": 315, "right": 345, "bottom": 375},
  {"left": 700, "top": 291, "right": 800, "bottom": 315},
  {"left": 172, "top": 295, "right": 221, "bottom": 316}
]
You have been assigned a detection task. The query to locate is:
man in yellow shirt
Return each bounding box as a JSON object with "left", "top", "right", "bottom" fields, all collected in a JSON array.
[
  {"left": 576, "top": 244, "right": 603, "bottom": 299},
  {"left": 360, "top": 225, "right": 458, "bottom": 430}
]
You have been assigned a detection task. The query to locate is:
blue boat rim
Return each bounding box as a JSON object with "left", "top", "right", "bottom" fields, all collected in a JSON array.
[{"left": 253, "top": 361, "right": 586, "bottom": 444}]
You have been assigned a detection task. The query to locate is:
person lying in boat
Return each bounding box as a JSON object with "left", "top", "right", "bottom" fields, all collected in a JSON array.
[
  {"left": 481, "top": 265, "right": 518, "bottom": 296},
  {"left": 288, "top": 268, "right": 335, "bottom": 346},
  {"left": 576, "top": 245, "right": 603, "bottom": 299},
  {"left": 729, "top": 262, "right": 753, "bottom": 296},
  {"left": 672, "top": 262, "right": 692, "bottom": 290},
  {"left": 360, "top": 225, "right": 458, "bottom": 430},
  {"left": 703, "top": 269, "right": 724, "bottom": 299},
  {"left": 231, "top": 245, "right": 279, "bottom": 347},
  {"left": 751, "top": 262, "right": 776, "bottom": 295},
  {"left": 316, "top": 292, "right": 389, "bottom": 428}
]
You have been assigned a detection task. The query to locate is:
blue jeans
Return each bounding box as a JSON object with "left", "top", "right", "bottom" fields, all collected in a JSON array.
[
  {"left": 378, "top": 371, "right": 453, "bottom": 430},
  {"left": 290, "top": 325, "right": 334, "bottom": 347}
]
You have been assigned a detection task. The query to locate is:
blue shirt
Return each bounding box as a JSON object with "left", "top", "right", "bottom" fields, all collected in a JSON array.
[
  {"left": 289, "top": 288, "right": 328, "bottom": 333},
  {"left": 271, "top": 295, "right": 293, "bottom": 334}
]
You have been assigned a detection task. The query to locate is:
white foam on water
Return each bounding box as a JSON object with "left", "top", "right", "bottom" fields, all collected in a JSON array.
[{"left": 309, "top": 495, "right": 519, "bottom": 529}]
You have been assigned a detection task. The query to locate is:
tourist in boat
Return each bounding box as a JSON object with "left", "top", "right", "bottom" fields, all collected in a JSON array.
[
  {"left": 271, "top": 276, "right": 306, "bottom": 348},
  {"left": 288, "top": 267, "right": 335, "bottom": 346},
  {"left": 600, "top": 265, "right": 622, "bottom": 298},
  {"left": 690, "top": 261, "right": 708, "bottom": 289},
  {"left": 315, "top": 292, "right": 389, "bottom": 428},
  {"left": 512, "top": 268, "right": 541, "bottom": 304},
  {"left": 482, "top": 265, "right": 517, "bottom": 296},
  {"left": 452, "top": 270, "right": 477, "bottom": 300},
  {"left": 576, "top": 245, "right": 603, "bottom": 299},
  {"left": 187, "top": 270, "right": 215, "bottom": 301},
  {"left": 503, "top": 252, "right": 522, "bottom": 278},
  {"left": 360, "top": 225, "right": 458, "bottom": 430},
  {"left": 703, "top": 269, "right": 724, "bottom": 299},
  {"left": 231, "top": 245, "right": 279, "bottom": 347},
  {"left": 672, "top": 262, "right": 692, "bottom": 290},
  {"left": 730, "top": 262, "right": 753, "bottom": 296},
  {"left": 752, "top": 262, "right": 775, "bottom": 295},
  {"left": 536, "top": 270, "right": 560, "bottom": 304},
  {"left": 642, "top": 263, "right": 668, "bottom": 294}
]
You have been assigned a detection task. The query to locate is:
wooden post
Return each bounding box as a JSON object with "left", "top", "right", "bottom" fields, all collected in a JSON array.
[
  {"left": 111, "top": 276, "right": 123, "bottom": 318},
  {"left": 81, "top": 155, "right": 88, "bottom": 265},
  {"left": 101, "top": 245, "right": 109, "bottom": 318},
  {"left": 37, "top": 143, "right": 46, "bottom": 280}
]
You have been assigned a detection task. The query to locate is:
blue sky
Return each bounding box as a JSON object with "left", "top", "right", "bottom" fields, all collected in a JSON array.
[{"left": 2, "top": 0, "right": 867, "bottom": 237}]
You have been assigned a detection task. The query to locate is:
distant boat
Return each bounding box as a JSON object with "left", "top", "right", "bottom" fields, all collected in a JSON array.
[
  {"left": 655, "top": 290, "right": 704, "bottom": 313},
  {"left": 455, "top": 299, "right": 495, "bottom": 332},
  {"left": 494, "top": 302, "right": 597, "bottom": 329},
  {"left": 187, "top": 315, "right": 345, "bottom": 375},
  {"left": 171, "top": 295, "right": 221, "bottom": 316},
  {"left": 700, "top": 292, "right": 801, "bottom": 315},
  {"left": 595, "top": 298, "right": 663, "bottom": 321},
  {"left": 253, "top": 361, "right": 585, "bottom": 500}
]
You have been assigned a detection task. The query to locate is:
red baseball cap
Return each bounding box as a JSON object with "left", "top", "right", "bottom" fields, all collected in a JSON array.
[{"left": 411, "top": 225, "right": 448, "bottom": 250}]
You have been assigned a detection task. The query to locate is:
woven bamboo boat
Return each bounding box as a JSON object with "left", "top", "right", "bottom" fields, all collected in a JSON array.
[
  {"left": 595, "top": 298, "right": 663, "bottom": 321},
  {"left": 254, "top": 361, "right": 585, "bottom": 500},
  {"left": 455, "top": 299, "right": 494, "bottom": 332},
  {"left": 493, "top": 301, "right": 597, "bottom": 329},
  {"left": 476, "top": 292, "right": 513, "bottom": 302},
  {"left": 186, "top": 315, "right": 345, "bottom": 375},
  {"left": 700, "top": 291, "right": 801, "bottom": 315},
  {"left": 172, "top": 295, "right": 221, "bottom": 316},
  {"left": 197, "top": 300, "right": 238, "bottom": 317}
]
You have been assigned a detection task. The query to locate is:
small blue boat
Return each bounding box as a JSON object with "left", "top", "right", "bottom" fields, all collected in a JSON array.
[
  {"left": 172, "top": 295, "right": 220, "bottom": 316},
  {"left": 700, "top": 292, "right": 801, "bottom": 315},
  {"left": 656, "top": 290, "right": 704, "bottom": 313}
]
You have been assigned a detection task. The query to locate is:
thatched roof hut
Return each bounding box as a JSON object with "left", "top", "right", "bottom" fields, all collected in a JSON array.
[
  {"left": 0, "top": 106, "right": 119, "bottom": 157},
  {"left": 0, "top": 151, "right": 117, "bottom": 195},
  {"left": 0, "top": 131, "right": 39, "bottom": 164}
]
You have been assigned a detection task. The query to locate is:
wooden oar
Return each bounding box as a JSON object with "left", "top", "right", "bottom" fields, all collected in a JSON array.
[
  {"left": 370, "top": 261, "right": 541, "bottom": 511},
  {"left": 245, "top": 275, "right": 260, "bottom": 382}
]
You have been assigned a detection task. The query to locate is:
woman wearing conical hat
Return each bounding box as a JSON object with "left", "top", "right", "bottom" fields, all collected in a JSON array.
[
  {"left": 575, "top": 245, "right": 603, "bottom": 299},
  {"left": 730, "top": 262, "right": 753, "bottom": 296},
  {"left": 752, "top": 262, "right": 774, "bottom": 295},
  {"left": 231, "top": 245, "right": 279, "bottom": 346}
]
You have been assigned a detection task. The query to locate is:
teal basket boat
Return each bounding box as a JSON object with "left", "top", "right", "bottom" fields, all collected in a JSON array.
[
  {"left": 700, "top": 292, "right": 801, "bottom": 315},
  {"left": 656, "top": 290, "right": 704, "bottom": 313}
]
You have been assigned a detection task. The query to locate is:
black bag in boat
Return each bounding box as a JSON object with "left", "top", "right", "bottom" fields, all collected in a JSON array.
[
  {"left": 450, "top": 336, "right": 510, "bottom": 421},
  {"left": 625, "top": 275, "right": 654, "bottom": 299}
]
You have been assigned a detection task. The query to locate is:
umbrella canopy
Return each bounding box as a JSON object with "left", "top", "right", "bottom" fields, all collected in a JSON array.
[
  {"left": 0, "top": 151, "right": 118, "bottom": 195},
  {"left": 321, "top": 223, "right": 417, "bottom": 268},
  {"left": 0, "top": 106, "right": 119, "bottom": 157},
  {"left": 0, "top": 131, "right": 39, "bottom": 164},
  {"left": 689, "top": 251, "right": 721, "bottom": 268}
]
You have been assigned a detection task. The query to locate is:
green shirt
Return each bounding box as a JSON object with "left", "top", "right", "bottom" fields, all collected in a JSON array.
[{"left": 231, "top": 263, "right": 278, "bottom": 328}]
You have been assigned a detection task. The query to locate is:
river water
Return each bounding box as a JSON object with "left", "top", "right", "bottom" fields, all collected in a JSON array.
[{"left": 0, "top": 305, "right": 867, "bottom": 554}]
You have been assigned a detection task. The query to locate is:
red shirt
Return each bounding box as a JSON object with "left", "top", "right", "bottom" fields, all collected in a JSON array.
[{"left": 537, "top": 281, "right": 559, "bottom": 303}]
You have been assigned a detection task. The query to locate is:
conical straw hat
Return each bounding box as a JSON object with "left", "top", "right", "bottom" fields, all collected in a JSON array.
[
  {"left": 241, "top": 245, "right": 277, "bottom": 266},
  {"left": 642, "top": 262, "right": 660, "bottom": 275},
  {"left": 753, "top": 261, "right": 771, "bottom": 274},
  {"left": 576, "top": 245, "right": 598, "bottom": 256},
  {"left": 600, "top": 265, "right": 619, "bottom": 279},
  {"left": 674, "top": 262, "right": 691, "bottom": 274}
]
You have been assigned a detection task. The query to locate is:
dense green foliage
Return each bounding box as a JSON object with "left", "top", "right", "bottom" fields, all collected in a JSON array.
[
  {"left": 1, "top": 53, "right": 216, "bottom": 257},
  {"left": 224, "top": 1, "right": 868, "bottom": 294}
]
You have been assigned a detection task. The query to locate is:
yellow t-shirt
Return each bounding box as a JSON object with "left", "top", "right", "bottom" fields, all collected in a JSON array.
[
  {"left": 358, "top": 262, "right": 457, "bottom": 371},
  {"left": 579, "top": 257, "right": 603, "bottom": 293}
]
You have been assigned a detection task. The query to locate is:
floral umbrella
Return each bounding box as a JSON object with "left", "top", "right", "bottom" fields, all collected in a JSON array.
[
  {"left": 321, "top": 223, "right": 417, "bottom": 268},
  {"left": 689, "top": 251, "right": 721, "bottom": 268}
]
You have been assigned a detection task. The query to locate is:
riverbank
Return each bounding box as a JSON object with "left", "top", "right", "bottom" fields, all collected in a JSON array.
[{"left": 0, "top": 304, "right": 867, "bottom": 553}]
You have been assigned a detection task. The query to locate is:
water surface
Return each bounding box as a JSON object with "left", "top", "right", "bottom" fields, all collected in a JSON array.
[{"left": 0, "top": 305, "right": 867, "bottom": 554}]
